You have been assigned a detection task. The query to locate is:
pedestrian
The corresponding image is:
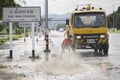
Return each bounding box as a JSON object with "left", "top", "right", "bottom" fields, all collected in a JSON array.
[
  {"left": 60, "top": 25, "right": 72, "bottom": 57},
  {"left": 61, "top": 36, "right": 72, "bottom": 55},
  {"left": 64, "top": 25, "right": 70, "bottom": 37}
]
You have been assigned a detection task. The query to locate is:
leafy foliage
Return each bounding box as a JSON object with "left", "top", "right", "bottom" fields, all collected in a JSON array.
[
  {"left": 56, "top": 23, "right": 66, "bottom": 31},
  {"left": 0, "top": 0, "right": 22, "bottom": 34},
  {"left": 107, "top": 6, "right": 120, "bottom": 29},
  {"left": 0, "top": 0, "right": 20, "bottom": 19},
  {"left": 0, "top": 23, "right": 5, "bottom": 32}
]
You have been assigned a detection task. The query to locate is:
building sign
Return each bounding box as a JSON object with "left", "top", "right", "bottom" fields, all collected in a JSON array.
[
  {"left": 3, "top": 7, "right": 41, "bottom": 22},
  {"left": 19, "top": 22, "right": 40, "bottom": 27}
]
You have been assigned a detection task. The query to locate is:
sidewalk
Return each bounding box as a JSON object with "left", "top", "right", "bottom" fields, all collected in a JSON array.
[{"left": 0, "top": 35, "right": 47, "bottom": 59}]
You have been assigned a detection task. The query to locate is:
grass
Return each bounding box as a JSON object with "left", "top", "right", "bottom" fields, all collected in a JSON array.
[
  {"left": 0, "top": 37, "right": 9, "bottom": 45},
  {"left": 109, "top": 30, "right": 120, "bottom": 33},
  {"left": 0, "top": 34, "right": 24, "bottom": 45},
  {"left": 12, "top": 34, "right": 23, "bottom": 40},
  {"left": 0, "top": 64, "right": 6, "bottom": 68},
  {"left": 5, "top": 56, "right": 12, "bottom": 59},
  {"left": 29, "top": 55, "right": 41, "bottom": 59}
]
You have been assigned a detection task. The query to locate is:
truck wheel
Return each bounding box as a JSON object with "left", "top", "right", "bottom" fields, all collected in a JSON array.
[
  {"left": 94, "top": 49, "right": 97, "bottom": 52},
  {"left": 94, "top": 45, "right": 98, "bottom": 55},
  {"left": 103, "top": 49, "right": 108, "bottom": 56},
  {"left": 94, "top": 45, "right": 98, "bottom": 52},
  {"left": 103, "top": 44, "right": 109, "bottom": 56}
]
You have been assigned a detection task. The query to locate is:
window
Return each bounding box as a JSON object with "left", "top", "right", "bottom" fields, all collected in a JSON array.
[{"left": 74, "top": 12, "right": 106, "bottom": 28}]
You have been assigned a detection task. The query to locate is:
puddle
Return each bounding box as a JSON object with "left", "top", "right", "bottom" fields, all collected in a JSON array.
[
  {"left": 0, "top": 44, "right": 9, "bottom": 50},
  {"left": 35, "top": 53, "right": 93, "bottom": 75}
]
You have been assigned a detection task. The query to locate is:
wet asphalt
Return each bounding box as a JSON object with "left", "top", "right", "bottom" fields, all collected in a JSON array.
[{"left": 0, "top": 31, "right": 120, "bottom": 80}]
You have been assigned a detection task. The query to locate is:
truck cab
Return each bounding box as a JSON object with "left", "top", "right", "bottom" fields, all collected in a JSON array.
[{"left": 68, "top": 4, "right": 109, "bottom": 56}]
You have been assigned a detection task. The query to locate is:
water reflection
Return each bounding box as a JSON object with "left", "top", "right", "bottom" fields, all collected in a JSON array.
[
  {"left": 45, "top": 52, "right": 49, "bottom": 61},
  {"left": 0, "top": 44, "right": 9, "bottom": 50}
]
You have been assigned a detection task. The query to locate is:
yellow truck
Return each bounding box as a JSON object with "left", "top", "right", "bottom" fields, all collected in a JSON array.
[{"left": 68, "top": 4, "right": 109, "bottom": 56}]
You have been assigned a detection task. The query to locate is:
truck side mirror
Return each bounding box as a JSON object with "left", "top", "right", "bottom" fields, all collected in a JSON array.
[{"left": 66, "top": 19, "right": 69, "bottom": 25}]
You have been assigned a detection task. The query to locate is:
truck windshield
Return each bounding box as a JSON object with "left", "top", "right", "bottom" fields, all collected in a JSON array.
[{"left": 74, "top": 12, "right": 106, "bottom": 28}]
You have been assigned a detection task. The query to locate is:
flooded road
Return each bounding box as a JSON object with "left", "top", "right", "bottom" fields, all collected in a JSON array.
[{"left": 0, "top": 31, "right": 120, "bottom": 80}]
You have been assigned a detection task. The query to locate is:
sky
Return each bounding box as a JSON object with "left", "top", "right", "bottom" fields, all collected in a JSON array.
[{"left": 15, "top": 0, "right": 120, "bottom": 15}]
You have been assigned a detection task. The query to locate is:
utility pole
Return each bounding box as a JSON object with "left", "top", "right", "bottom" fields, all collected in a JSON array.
[
  {"left": 23, "top": 0, "right": 26, "bottom": 42},
  {"left": 44, "top": 0, "right": 50, "bottom": 52},
  {"left": 113, "top": 0, "right": 115, "bottom": 32}
]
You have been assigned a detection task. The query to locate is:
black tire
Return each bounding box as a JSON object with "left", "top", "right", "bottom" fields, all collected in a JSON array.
[
  {"left": 94, "top": 45, "right": 99, "bottom": 55},
  {"left": 94, "top": 45, "right": 98, "bottom": 52},
  {"left": 103, "top": 44, "right": 109, "bottom": 56},
  {"left": 94, "top": 49, "right": 98, "bottom": 53},
  {"left": 103, "top": 49, "right": 108, "bottom": 56}
]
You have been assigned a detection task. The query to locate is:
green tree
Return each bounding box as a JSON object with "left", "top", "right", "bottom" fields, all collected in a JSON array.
[
  {"left": 0, "top": 0, "right": 20, "bottom": 19},
  {"left": 0, "top": 0, "right": 21, "bottom": 33},
  {"left": 117, "top": 6, "right": 120, "bottom": 13},
  {"left": 56, "top": 23, "right": 66, "bottom": 31},
  {"left": 0, "top": 23, "right": 5, "bottom": 32},
  {"left": 13, "top": 22, "right": 23, "bottom": 34},
  {"left": 107, "top": 6, "right": 120, "bottom": 29},
  {"left": 116, "top": 6, "right": 120, "bottom": 29}
]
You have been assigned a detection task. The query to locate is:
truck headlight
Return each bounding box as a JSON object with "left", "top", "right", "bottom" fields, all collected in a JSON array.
[
  {"left": 100, "top": 34, "right": 109, "bottom": 38},
  {"left": 100, "top": 35, "right": 105, "bottom": 38},
  {"left": 76, "top": 36, "right": 81, "bottom": 39}
]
